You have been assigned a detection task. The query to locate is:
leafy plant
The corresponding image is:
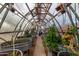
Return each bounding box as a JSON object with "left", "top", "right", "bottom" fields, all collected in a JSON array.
[
  {"left": 62, "top": 26, "right": 77, "bottom": 45},
  {"left": 44, "top": 25, "right": 62, "bottom": 51},
  {"left": 24, "top": 30, "right": 32, "bottom": 37},
  {"left": 62, "top": 37, "right": 70, "bottom": 45}
]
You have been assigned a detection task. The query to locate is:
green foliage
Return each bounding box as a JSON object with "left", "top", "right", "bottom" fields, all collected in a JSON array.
[
  {"left": 24, "top": 30, "right": 32, "bottom": 37},
  {"left": 44, "top": 25, "right": 62, "bottom": 51},
  {"left": 62, "top": 26, "right": 77, "bottom": 45},
  {"left": 24, "top": 29, "right": 36, "bottom": 37},
  {"left": 62, "top": 37, "right": 70, "bottom": 45},
  {"left": 67, "top": 26, "right": 77, "bottom": 35},
  {"left": 71, "top": 26, "right": 77, "bottom": 33}
]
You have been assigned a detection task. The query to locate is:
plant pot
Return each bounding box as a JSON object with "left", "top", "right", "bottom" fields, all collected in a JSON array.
[
  {"left": 57, "top": 51, "right": 70, "bottom": 56},
  {"left": 47, "top": 48, "right": 58, "bottom": 56},
  {"left": 51, "top": 50, "right": 58, "bottom": 56}
]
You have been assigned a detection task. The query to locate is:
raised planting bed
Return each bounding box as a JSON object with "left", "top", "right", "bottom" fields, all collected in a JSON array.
[{"left": 0, "top": 37, "right": 33, "bottom": 52}]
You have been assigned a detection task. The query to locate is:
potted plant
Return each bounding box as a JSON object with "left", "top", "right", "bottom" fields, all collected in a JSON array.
[{"left": 43, "top": 25, "right": 62, "bottom": 56}]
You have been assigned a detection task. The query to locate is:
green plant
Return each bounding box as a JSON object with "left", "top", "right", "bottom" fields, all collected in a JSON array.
[
  {"left": 62, "top": 37, "right": 70, "bottom": 45},
  {"left": 24, "top": 30, "right": 32, "bottom": 37},
  {"left": 62, "top": 26, "right": 77, "bottom": 45},
  {"left": 44, "top": 25, "right": 62, "bottom": 51}
]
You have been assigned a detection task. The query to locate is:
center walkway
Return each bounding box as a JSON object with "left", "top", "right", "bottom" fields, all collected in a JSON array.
[{"left": 33, "top": 36, "right": 46, "bottom": 56}]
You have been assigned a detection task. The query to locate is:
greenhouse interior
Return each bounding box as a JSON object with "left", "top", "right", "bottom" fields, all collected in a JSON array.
[{"left": 0, "top": 3, "right": 79, "bottom": 56}]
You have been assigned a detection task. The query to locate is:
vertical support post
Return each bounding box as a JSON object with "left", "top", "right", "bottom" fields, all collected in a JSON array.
[
  {"left": 63, "top": 4, "right": 75, "bottom": 27},
  {"left": 69, "top": 5, "right": 79, "bottom": 21},
  {"left": 0, "top": 8, "right": 9, "bottom": 29},
  {"left": 0, "top": 3, "right": 7, "bottom": 13}
]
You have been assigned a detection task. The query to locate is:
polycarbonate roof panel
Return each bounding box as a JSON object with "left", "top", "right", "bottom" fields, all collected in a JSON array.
[
  {"left": 0, "top": 3, "right": 35, "bottom": 32},
  {"left": 0, "top": 3, "right": 78, "bottom": 32}
]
